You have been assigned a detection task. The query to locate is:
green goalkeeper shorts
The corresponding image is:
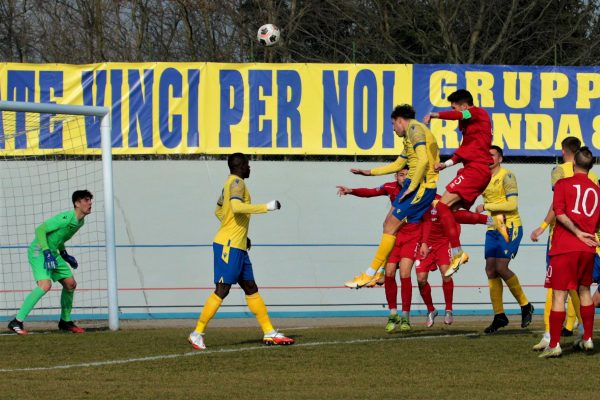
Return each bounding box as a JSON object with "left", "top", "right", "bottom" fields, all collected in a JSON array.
[{"left": 28, "top": 248, "right": 73, "bottom": 282}]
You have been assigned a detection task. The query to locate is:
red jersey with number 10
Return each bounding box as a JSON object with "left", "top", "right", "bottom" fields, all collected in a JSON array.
[{"left": 549, "top": 173, "right": 600, "bottom": 256}]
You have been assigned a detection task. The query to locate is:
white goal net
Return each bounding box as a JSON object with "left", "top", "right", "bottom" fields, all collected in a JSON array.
[{"left": 0, "top": 101, "right": 118, "bottom": 330}]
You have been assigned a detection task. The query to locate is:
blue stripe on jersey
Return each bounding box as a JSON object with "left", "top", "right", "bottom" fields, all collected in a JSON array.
[
  {"left": 230, "top": 196, "right": 243, "bottom": 201},
  {"left": 413, "top": 141, "right": 425, "bottom": 148},
  {"left": 400, "top": 154, "right": 408, "bottom": 159},
  {"left": 506, "top": 193, "right": 518, "bottom": 197}
]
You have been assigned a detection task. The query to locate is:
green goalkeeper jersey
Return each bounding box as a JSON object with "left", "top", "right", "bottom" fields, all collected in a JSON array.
[{"left": 29, "top": 209, "right": 85, "bottom": 253}]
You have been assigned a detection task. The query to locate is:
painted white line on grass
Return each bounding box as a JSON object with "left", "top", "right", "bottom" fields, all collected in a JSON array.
[
  {"left": 0, "top": 332, "right": 480, "bottom": 373},
  {"left": 0, "top": 332, "right": 50, "bottom": 337}
]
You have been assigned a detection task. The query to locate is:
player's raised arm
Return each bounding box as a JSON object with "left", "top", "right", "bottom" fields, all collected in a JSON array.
[
  {"left": 336, "top": 186, "right": 352, "bottom": 196},
  {"left": 338, "top": 186, "right": 386, "bottom": 198},
  {"left": 350, "top": 168, "right": 371, "bottom": 176},
  {"left": 227, "top": 179, "right": 279, "bottom": 214},
  {"left": 369, "top": 154, "right": 408, "bottom": 176},
  {"left": 230, "top": 199, "right": 280, "bottom": 213}
]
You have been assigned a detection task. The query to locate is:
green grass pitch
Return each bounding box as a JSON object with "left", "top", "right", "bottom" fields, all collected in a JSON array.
[{"left": 0, "top": 318, "right": 598, "bottom": 399}]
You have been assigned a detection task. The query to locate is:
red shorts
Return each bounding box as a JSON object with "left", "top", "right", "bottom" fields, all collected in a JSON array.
[
  {"left": 388, "top": 223, "right": 421, "bottom": 264},
  {"left": 415, "top": 240, "right": 451, "bottom": 274},
  {"left": 545, "top": 252, "right": 595, "bottom": 290},
  {"left": 445, "top": 162, "right": 491, "bottom": 209}
]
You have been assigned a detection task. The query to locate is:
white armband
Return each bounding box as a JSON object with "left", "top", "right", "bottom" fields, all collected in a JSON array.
[{"left": 444, "top": 159, "right": 455, "bottom": 168}]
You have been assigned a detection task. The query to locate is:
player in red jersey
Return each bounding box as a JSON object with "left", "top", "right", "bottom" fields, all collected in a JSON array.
[
  {"left": 337, "top": 168, "right": 408, "bottom": 288},
  {"left": 539, "top": 147, "right": 600, "bottom": 358},
  {"left": 416, "top": 196, "right": 456, "bottom": 326},
  {"left": 384, "top": 222, "right": 422, "bottom": 332},
  {"left": 337, "top": 167, "right": 422, "bottom": 332},
  {"left": 424, "top": 89, "right": 508, "bottom": 277}
]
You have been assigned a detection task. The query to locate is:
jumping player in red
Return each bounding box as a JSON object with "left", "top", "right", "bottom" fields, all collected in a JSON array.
[
  {"left": 416, "top": 196, "right": 456, "bottom": 326},
  {"left": 337, "top": 167, "right": 422, "bottom": 332},
  {"left": 337, "top": 168, "right": 409, "bottom": 287},
  {"left": 540, "top": 147, "right": 600, "bottom": 358},
  {"left": 424, "top": 89, "right": 507, "bottom": 276}
]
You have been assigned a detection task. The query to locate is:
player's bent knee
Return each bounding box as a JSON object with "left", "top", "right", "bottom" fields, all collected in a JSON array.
[
  {"left": 593, "top": 291, "right": 600, "bottom": 308},
  {"left": 60, "top": 278, "right": 77, "bottom": 291},
  {"left": 37, "top": 280, "right": 52, "bottom": 292},
  {"left": 240, "top": 280, "right": 258, "bottom": 295},
  {"left": 440, "top": 191, "right": 460, "bottom": 207},
  {"left": 215, "top": 283, "right": 232, "bottom": 299},
  {"left": 485, "top": 269, "right": 497, "bottom": 279}
]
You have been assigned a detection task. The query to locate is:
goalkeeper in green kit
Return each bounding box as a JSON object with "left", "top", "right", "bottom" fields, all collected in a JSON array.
[{"left": 7, "top": 190, "right": 93, "bottom": 335}]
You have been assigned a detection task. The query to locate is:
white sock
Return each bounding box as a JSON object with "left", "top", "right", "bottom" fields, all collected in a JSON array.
[{"left": 366, "top": 267, "right": 377, "bottom": 276}]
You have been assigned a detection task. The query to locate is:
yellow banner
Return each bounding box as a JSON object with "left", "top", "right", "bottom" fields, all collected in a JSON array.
[
  {"left": 4, "top": 62, "right": 597, "bottom": 156},
  {"left": 0, "top": 63, "right": 412, "bottom": 156}
]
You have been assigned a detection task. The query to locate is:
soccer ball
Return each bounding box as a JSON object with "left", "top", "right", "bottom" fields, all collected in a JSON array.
[{"left": 257, "top": 24, "right": 280, "bottom": 46}]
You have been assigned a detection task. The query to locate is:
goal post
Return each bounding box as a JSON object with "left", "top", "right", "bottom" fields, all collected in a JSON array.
[{"left": 0, "top": 100, "right": 119, "bottom": 331}]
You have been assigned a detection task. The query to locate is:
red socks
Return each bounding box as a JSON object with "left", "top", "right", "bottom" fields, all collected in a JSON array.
[
  {"left": 580, "top": 304, "right": 595, "bottom": 341},
  {"left": 384, "top": 275, "right": 397, "bottom": 311},
  {"left": 419, "top": 282, "right": 435, "bottom": 312},
  {"left": 400, "top": 277, "right": 412, "bottom": 313},
  {"left": 549, "top": 310, "right": 566, "bottom": 348},
  {"left": 442, "top": 279, "right": 454, "bottom": 311}
]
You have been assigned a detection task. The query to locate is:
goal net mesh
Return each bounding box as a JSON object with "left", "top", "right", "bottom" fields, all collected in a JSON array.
[{"left": 0, "top": 109, "right": 108, "bottom": 323}]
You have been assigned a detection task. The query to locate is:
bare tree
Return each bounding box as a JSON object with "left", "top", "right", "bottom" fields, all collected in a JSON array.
[{"left": 0, "top": 0, "right": 598, "bottom": 65}]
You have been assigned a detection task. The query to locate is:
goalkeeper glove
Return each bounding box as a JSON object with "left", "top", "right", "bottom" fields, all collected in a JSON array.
[
  {"left": 60, "top": 250, "right": 78, "bottom": 269},
  {"left": 246, "top": 237, "right": 252, "bottom": 251},
  {"left": 266, "top": 200, "right": 281, "bottom": 211},
  {"left": 43, "top": 250, "right": 57, "bottom": 271}
]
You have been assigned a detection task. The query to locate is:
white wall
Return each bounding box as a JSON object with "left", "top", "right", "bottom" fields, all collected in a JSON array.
[{"left": 110, "top": 160, "right": 556, "bottom": 319}]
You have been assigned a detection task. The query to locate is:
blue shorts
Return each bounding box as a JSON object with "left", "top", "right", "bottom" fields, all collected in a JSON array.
[
  {"left": 391, "top": 180, "right": 437, "bottom": 223},
  {"left": 593, "top": 254, "right": 600, "bottom": 284},
  {"left": 484, "top": 225, "right": 522, "bottom": 259},
  {"left": 213, "top": 242, "right": 255, "bottom": 285}
]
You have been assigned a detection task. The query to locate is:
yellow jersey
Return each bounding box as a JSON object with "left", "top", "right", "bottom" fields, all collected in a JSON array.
[
  {"left": 482, "top": 167, "right": 521, "bottom": 230},
  {"left": 371, "top": 120, "right": 439, "bottom": 192},
  {"left": 213, "top": 175, "right": 267, "bottom": 250}
]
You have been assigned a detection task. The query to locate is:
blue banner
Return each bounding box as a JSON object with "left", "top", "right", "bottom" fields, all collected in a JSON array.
[{"left": 414, "top": 64, "right": 600, "bottom": 156}]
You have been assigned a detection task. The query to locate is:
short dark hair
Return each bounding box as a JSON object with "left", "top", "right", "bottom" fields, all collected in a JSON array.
[
  {"left": 72, "top": 190, "right": 93, "bottom": 205},
  {"left": 574, "top": 146, "right": 595, "bottom": 171},
  {"left": 228, "top": 152, "right": 248, "bottom": 172},
  {"left": 490, "top": 145, "right": 503, "bottom": 158},
  {"left": 390, "top": 104, "right": 416, "bottom": 120},
  {"left": 561, "top": 136, "right": 581, "bottom": 155},
  {"left": 447, "top": 89, "right": 474, "bottom": 106}
]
